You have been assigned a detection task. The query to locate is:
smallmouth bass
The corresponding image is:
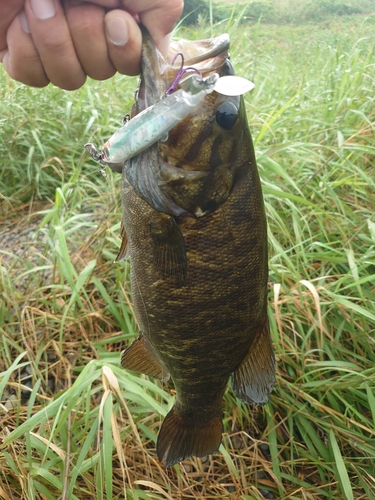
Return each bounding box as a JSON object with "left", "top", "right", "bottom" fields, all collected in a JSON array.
[{"left": 95, "top": 27, "right": 275, "bottom": 467}]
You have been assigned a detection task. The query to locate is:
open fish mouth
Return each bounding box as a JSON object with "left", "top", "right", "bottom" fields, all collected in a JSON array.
[{"left": 138, "top": 28, "right": 231, "bottom": 111}]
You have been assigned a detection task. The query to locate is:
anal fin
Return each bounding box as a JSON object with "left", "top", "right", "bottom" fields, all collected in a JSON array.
[
  {"left": 232, "top": 321, "right": 275, "bottom": 406},
  {"left": 121, "top": 334, "right": 169, "bottom": 381},
  {"left": 157, "top": 406, "right": 222, "bottom": 467}
]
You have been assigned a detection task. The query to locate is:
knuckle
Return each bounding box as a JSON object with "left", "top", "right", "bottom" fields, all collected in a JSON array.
[
  {"left": 39, "top": 35, "right": 72, "bottom": 56},
  {"left": 52, "top": 73, "right": 87, "bottom": 91},
  {"left": 8, "top": 58, "right": 49, "bottom": 87},
  {"left": 87, "top": 65, "right": 116, "bottom": 81}
]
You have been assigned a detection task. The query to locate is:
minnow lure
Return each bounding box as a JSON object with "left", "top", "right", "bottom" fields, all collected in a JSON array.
[{"left": 85, "top": 72, "right": 219, "bottom": 172}]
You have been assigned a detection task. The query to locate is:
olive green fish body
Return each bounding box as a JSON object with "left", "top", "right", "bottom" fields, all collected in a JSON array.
[{"left": 120, "top": 28, "right": 275, "bottom": 467}]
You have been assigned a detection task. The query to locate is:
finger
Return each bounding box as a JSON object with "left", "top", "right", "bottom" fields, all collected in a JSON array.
[
  {"left": 120, "top": 0, "right": 183, "bottom": 50},
  {"left": 64, "top": 1, "right": 116, "bottom": 81},
  {"left": 78, "top": 0, "right": 120, "bottom": 6},
  {"left": 24, "top": 0, "right": 86, "bottom": 90},
  {"left": 104, "top": 9, "right": 142, "bottom": 76},
  {"left": 0, "top": 0, "right": 24, "bottom": 52},
  {"left": 2, "top": 10, "right": 49, "bottom": 87}
]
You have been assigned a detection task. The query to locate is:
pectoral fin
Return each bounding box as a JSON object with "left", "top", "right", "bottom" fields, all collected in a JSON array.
[
  {"left": 232, "top": 322, "right": 275, "bottom": 406},
  {"left": 149, "top": 213, "right": 187, "bottom": 284},
  {"left": 121, "top": 334, "right": 169, "bottom": 381},
  {"left": 115, "top": 220, "right": 128, "bottom": 262}
]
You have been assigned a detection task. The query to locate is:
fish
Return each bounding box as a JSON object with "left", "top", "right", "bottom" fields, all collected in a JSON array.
[{"left": 115, "top": 27, "right": 275, "bottom": 467}]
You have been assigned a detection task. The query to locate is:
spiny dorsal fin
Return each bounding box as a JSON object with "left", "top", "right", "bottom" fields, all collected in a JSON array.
[
  {"left": 115, "top": 220, "right": 128, "bottom": 262},
  {"left": 232, "top": 321, "right": 275, "bottom": 406},
  {"left": 121, "top": 334, "right": 169, "bottom": 381}
]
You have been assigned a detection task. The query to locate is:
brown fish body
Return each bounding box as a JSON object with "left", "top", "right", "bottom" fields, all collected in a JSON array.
[{"left": 120, "top": 28, "right": 275, "bottom": 467}]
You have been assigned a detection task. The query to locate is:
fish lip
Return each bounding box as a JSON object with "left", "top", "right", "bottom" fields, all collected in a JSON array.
[
  {"left": 169, "top": 33, "right": 230, "bottom": 67},
  {"left": 139, "top": 25, "right": 230, "bottom": 110},
  {"left": 139, "top": 26, "right": 168, "bottom": 108}
]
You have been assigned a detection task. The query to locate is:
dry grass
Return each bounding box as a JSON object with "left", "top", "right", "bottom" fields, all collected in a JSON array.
[{"left": 1, "top": 13, "right": 375, "bottom": 500}]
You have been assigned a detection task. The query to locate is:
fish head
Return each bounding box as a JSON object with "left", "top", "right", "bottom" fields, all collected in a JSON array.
[{"left": 128, "top": 27, "right": 254, "bottom": 218}]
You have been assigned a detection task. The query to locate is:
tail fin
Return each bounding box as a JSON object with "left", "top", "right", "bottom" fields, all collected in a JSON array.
[{"left": 157, "top": 406, "right": 222, "bottom": 467}]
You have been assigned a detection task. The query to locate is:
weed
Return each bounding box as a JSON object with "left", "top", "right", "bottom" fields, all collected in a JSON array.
[{"left": 1, "top": 14, "right": 374, "bottom": 500}]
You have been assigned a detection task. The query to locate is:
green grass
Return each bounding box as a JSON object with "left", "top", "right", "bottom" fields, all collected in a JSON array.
[
  {"left": 183, "top": 0, "right": 375, "bottom": 26},
  {"left": 1, "top": 13, "right": 375, "bottom": 500}
]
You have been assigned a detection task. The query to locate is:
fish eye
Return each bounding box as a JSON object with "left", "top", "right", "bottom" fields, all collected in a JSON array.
[{"left": 215, "top": 101, "right": 239, "bottom": 130}]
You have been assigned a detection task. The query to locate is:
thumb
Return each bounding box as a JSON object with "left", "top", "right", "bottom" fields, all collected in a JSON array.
[{"left": 105, "top": 9, "right": 142, "bottom": 76}]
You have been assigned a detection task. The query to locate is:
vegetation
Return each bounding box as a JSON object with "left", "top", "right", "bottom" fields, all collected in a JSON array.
[
  {"left": 1, "top": 7, "right": 375, "bottom": 500},
  {"left": 181, "top": 0, "right": 375, "bottom": 25}
]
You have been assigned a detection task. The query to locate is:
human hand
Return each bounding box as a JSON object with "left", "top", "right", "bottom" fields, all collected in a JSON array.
[{"left": 0, "top": 0, "right": 183, "bottom": 90}]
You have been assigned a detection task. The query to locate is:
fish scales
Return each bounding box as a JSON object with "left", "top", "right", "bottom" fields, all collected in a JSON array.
[{"left": 119, "top": 27, "right": 275, "bottom": 467}]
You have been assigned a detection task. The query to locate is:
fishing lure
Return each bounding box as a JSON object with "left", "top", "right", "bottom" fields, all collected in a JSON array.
[
  {"left": 85, "top": 72, "right": 219, "bottom": 172},
  {"left": 85, "top": 52, "right": 255, "bottom": 174}
]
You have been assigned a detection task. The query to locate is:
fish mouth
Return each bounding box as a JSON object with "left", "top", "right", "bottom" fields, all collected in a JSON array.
[
  {"left": 138, "top": 26, "right": 230, "bottom": 111},
  {"left": 168, "top": 33, "right": 230, "bottom": 68}
]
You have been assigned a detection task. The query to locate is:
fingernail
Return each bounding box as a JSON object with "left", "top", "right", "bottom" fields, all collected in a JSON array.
[
  {"left": 19, "top": 11, "right": 31, "bottom": 34},
  {"left": 30, "top": 0, "right": 56, "bottom": 20},
  {"left": 105, "top": 17, "right": 129, "bottom": 46}
]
